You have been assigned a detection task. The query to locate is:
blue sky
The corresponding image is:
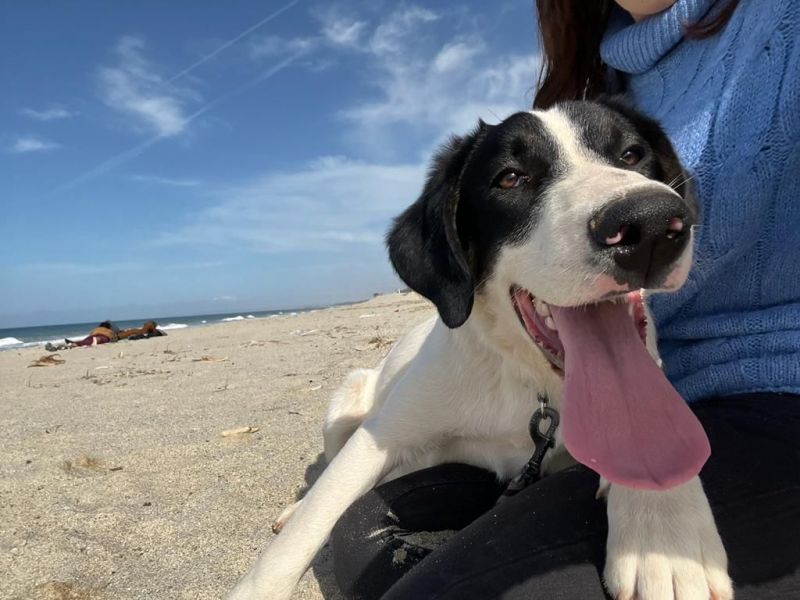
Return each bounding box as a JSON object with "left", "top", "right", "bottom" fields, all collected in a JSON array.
[{"left": 0, "top": 1, "right": 540, "bottom": 327}]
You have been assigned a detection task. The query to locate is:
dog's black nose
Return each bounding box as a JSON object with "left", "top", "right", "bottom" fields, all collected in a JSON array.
[{"left": 589, "top": 191, "right": 695, "bottom": 283}]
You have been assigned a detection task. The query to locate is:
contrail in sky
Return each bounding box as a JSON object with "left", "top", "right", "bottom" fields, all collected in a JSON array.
[
  {"left": 51, "top": 54, "right": 301, "bottom": 195},
  {"left": 48, "top": 2, "right": 303, "bottom": 196},
  {"left": 168, "top": 0, "right": 301, "bottom": 83}
]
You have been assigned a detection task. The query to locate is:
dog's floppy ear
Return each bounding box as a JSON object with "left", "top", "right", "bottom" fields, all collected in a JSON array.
[
  {"left": 387, "top": 124, "right": 484, "bottom": 328},
  {"left": 598, "top": 96, "right": 690, "bottom": 199}
]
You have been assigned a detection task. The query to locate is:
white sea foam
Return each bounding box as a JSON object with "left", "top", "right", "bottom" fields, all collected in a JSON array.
[
  {"left": 246, "top": 314, "right": 256, "bottom": 319},
  {"left": 0, "top": 337, "right": 23, "bottom": 347},
  {"left": 221, "top": 315, "right": 245, "bottom": 322},
  {"left": 159, "top": 323, "right": 188, "bottom": 330}
]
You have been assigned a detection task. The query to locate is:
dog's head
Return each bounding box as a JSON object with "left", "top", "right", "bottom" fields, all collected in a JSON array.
[{"left": 388, "top": 98, "right": 695, "bottom": 368}]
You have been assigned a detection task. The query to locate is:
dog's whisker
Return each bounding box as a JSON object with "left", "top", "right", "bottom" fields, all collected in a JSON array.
[{"left": 669, "top": 172, "right": 696, "bottom": 191}]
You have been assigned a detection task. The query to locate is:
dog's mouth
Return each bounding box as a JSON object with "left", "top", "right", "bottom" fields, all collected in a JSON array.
[
  {"left": 509, "top": 284, "right": 710, "bottom": 492},
  {"left": 510, "top": 286, "right": 647, "bottom": 373}
]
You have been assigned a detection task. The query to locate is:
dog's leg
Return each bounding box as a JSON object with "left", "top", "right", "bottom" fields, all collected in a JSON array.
[
  {"left": 603, "top": 476, "right": 733, "bottom": 600},
  {"left": 323, "top": 367, "right": 378, "bottom": 462},
  {"left": 271, "top": 499, "right": 302, "bottom": 534},
  {"left": 227, "top": 424, "right": 393, "bottom": 600}
]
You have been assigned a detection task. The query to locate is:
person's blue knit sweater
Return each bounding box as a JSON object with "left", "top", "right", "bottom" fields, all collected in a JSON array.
[{"left": 600, "top": 0, "right": 800, "bottom": 402}]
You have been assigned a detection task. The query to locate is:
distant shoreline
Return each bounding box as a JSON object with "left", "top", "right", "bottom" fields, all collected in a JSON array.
[{"left": 0, "top": 295, "right": 390, "bottom": 351}]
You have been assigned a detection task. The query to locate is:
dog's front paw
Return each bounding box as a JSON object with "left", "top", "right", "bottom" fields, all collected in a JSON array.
[{"left": 604, "top": 478, "right": 733, "bottom": 600}]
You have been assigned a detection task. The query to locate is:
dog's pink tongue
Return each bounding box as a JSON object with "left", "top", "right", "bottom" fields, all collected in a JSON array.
[{"left": 550, "top": 302, "right": 709, "bottom": 490}]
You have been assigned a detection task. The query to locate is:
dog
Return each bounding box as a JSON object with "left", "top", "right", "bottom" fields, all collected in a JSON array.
[{"left": 228, "top": 98, "right": 733, "bottom": 600}]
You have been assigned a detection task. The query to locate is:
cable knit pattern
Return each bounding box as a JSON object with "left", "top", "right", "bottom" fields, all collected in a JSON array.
[{"left": 600, "top": 0, "right": 800, "bottom": 402}]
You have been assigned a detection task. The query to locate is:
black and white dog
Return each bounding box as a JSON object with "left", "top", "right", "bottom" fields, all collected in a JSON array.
[{"left": 228, "top": 99, "right": 733, "bottom": 600}]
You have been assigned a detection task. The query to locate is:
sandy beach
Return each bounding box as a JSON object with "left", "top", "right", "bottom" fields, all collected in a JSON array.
[{"left": 0, "top": 292, "right": 434, "bottom": 600}]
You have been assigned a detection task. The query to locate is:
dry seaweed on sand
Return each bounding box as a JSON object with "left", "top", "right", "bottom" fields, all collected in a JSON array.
[
  {"left": 191, "top": 355, "right": 228, "bottom": 363},
  {"left": 60, "top": 454, "right": 105, "bottom": 475},
  {"left": 220, "top": 426, "right": 259, "bottom": 437},
  {"left": 28, "top": 354, "right": 66, "bottom": 367}
]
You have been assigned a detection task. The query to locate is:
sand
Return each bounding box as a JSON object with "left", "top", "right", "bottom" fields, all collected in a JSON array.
[{"left": 0, "top": 292, "right": 435, "bottom": 600}]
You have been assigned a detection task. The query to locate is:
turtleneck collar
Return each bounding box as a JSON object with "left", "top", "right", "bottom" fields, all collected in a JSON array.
[{"left": 600, "top": 0, "right": 718, "bottom": 74}]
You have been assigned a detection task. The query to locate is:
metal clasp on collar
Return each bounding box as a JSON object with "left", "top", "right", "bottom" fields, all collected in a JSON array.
[{"left": 496, "top": 394, "right": 560, "bottom": 504}]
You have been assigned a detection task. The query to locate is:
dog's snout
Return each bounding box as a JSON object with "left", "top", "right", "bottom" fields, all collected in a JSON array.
[{"left": 589, "top": 191, "right": 695, "bottom": 283}]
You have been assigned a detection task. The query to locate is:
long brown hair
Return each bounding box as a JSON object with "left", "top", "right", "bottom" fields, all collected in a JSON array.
[{"left": 533, "top": 0, "right": 740, "bottom": 109}]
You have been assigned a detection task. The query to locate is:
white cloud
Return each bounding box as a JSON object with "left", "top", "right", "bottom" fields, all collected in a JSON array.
[
  {"left": 131, "top": 174, "right": 201, "bottom": 187},
  {"left": 249, "top": 34, "right": 316, "bottom": 59},
  {"left": 8, "top": 136, "right": 60, "bottom": 154},
  {"left": 368, "top": 6, "right": 438, "bottom": 55},
  {"left": 433, "top": 40, "right": 485, "bottom": 73},
  {"left": 337, "top": 6, "right": 539, "bottom": 156},
  {"left": 322, "top": 17, "right": 367, "bottom": 47},
  {"left": 98, "top": 36, "right": 196, "bottom": 137},
  {"left": 153, "top": 4, "right": 540, "bottom": 259},
  {"left": 310, "top": 5, "right": 369, "bottom": 49},
  {"left": 155, "top": 156, "right": 425, "bottom": 253},
  {"left": 20, "top": 106, "right": 78, "bottom": 121}
]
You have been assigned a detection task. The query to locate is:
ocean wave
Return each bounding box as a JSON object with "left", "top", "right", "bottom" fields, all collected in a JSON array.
[
  {"left": 159, "top": 323, "right": 188, "bottom": 330},
  {"left": 0, "top": 337, "right": 23, "bottom": 347},
  {"left": 221, "top": 315, "right": 245, "bottom": 322}
]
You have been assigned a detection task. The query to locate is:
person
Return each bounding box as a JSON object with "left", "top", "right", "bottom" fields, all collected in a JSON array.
[
  {"left": 328, "top": 1, "right": 800, "bottom": 598},
  {"left": 45, "top": 320, "right": 165, "bottom": 351},
  {"left": 64, "top": 320, "right": 119, "bottom": 347},
  {"left": 118, "top": 320, "right": 165, "bottom": 340}
]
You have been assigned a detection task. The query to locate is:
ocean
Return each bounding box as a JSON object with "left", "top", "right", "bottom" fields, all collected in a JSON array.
[{"left": 0, "top": 308, "right": 315, "bottom": 350}]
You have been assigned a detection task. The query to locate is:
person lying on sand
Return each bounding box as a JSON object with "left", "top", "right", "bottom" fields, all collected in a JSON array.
[
  {"left": 117, "top": 320, "right": 165, "bottom": 340},
  {"left": 65, "top": 321, "right": 119, "bottom": 348},
  {"left": 45, "top": 320, "right": 165, "bottom": 351}
]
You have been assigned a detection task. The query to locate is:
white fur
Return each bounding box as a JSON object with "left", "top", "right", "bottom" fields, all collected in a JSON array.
[
  {"left": 227, "top": 109, "right": 731, "bottom": 600},
  {"left": 515, "top": 108, "right": 693, "bottom": 307}
]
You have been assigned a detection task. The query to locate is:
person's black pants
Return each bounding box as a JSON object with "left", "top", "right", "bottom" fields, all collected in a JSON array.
[{"left": 330, "top": 394, "right": 800, "bottom": 599}]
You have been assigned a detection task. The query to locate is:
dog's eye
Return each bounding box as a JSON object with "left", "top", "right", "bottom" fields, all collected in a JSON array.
[
  {"left": 620, "top": 145, "right": 645, "bottom": 166},
  {"left": 496, "top": 171, "right": 529, "bottom": 189}
]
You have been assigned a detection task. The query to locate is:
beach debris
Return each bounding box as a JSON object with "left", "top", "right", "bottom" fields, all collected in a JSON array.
[
  {"left": 28, "top": 354, "right": 65, "bottom": 367},
  {"left": 359, "top": 313, "right": 378, "bottom": 319},
  {"left": 354, "top": 336, "right": 395, "bottom": 352},
  {"left": 308, "top": 384, "right": 322, "bottom": 391},
  {"left": 191, "top": 355, "right": 228, "bottom": 363},
  {"left": 61, "top": 454, "right": 106, "bottom": 476},
  {"left": 289, "top": 328, "right": 317, "bottom": 337},
  {"left": 368, "top": 335, "right": 395, "bottom": 348},
  {"left": 220, "top": 426, "right": 259, "bottom": 437},
  {"left": 95, "top": 365, "right": 111, "bottom": 370},
  {"left": 31, "top": 580, "right": 106, "bottom": 599},
  {"left": 400, "top": 529, "right": 456, "bottom": 550},
  {"left": 392, "top": 547, "right": 408, "bottom": 565}
]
